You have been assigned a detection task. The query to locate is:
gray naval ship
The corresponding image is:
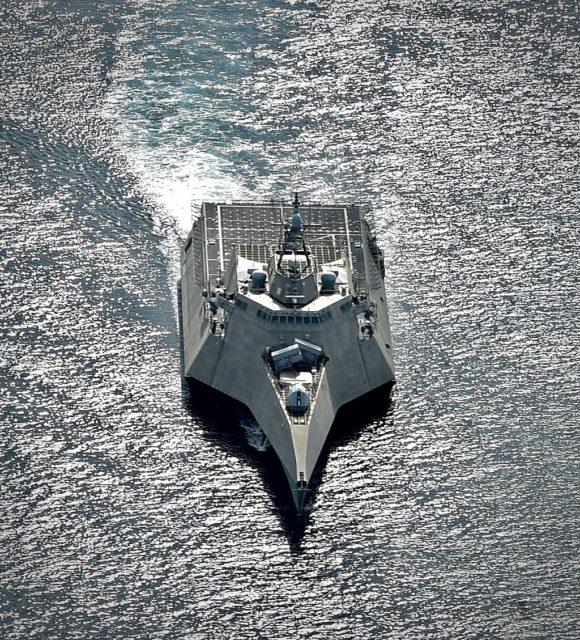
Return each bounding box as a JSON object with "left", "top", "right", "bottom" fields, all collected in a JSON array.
[{"left": 180, "top": 194, "right": 395, "bottom": 510}]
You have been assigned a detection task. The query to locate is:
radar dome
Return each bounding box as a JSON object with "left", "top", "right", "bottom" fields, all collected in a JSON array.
[
  {"left": 320, "top": 271, "right": 337, "bottom": 294},
  {"left": 290, "top": 213, "right": 302, "bottom": 233},
  {"left": 287, "top": 384, "right": 310, "bottom": 414},
  {"left": 250, "top": 270, "right": 267, "bottom": 292}
]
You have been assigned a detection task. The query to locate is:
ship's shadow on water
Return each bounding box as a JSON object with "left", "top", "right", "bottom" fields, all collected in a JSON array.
[
  {"left": 181, "top": 374, "right": 394, "bottom": 550},
  {"left": 183, "top": 379, "right": 392, "bottom": 553},
  {"left": 182, "top": 378, "right": 307, "bottom": 546},
  {"left": 177, "top": 281, "right": 394, "bottom": 549}
]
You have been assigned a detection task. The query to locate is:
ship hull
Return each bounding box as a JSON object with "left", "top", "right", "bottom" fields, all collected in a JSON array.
[{"left": 180, "top": 201, "right": 395, "bottom": 510}]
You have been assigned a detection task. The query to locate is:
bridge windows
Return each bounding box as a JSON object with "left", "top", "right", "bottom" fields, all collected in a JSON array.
[
  {"left": 254, "top": 309, "right": 333, "bottom": 325},
  {"left": 235, "top": 299, "right": 248, "bottom": 311}
]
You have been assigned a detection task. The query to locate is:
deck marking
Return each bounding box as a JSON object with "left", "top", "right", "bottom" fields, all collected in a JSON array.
[
  {"left": 217, "top": 205, "right": 225, "bottom": 274},
  {"left": 343, "top": 207, "right": 353, "bottom": 271},
  {"left": 203, "top": 205, "right": 210, "bottom": 288}
]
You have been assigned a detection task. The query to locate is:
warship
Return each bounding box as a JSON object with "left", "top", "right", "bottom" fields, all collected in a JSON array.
[{"left": 180, "top": 194, "right": 395, "bottom": 510}]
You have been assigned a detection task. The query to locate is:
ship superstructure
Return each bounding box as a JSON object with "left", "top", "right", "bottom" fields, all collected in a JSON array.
[{"left": 180, "top": 195, "right": 395, "bottom": 509}]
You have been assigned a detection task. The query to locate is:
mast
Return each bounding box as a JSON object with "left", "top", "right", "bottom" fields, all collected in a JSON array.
[{"left": 276, "top": 192, "right": 311, "bottom": 273}]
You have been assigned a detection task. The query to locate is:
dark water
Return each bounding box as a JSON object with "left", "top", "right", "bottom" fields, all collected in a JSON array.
[{"left": 1, "top": 1, "right": 579, "bottom": 638}]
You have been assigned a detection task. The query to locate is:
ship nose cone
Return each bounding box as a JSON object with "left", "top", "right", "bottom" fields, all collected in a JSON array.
[{"left": 295, "top": 483, "right": 310, "bottom": 512}]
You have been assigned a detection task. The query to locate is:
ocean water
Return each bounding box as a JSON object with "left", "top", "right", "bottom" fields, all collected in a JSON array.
[{"left": 1, "top": 1, "right": 579, "bottom": 638}]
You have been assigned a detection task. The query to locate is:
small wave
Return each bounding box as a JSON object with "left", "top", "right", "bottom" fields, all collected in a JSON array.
[
  {"left": 100, "top": 13, "right": 250, "bottom": 234},
  {"left": 238, "top": 416, "right": 270, "bottom": 452},
  {"left": 102, "top": 86, "right": 247, "bottom": 233}
]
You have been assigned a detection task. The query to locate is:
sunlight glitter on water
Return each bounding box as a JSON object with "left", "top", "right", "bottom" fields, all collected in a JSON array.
[{"left": 1, "top": 0, "right": 579, "bottom": 638}]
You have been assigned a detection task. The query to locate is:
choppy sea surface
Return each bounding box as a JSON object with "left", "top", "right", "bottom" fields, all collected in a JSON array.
[{"left": 1, "top": 1, "right": 579, "bottom": 638}]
